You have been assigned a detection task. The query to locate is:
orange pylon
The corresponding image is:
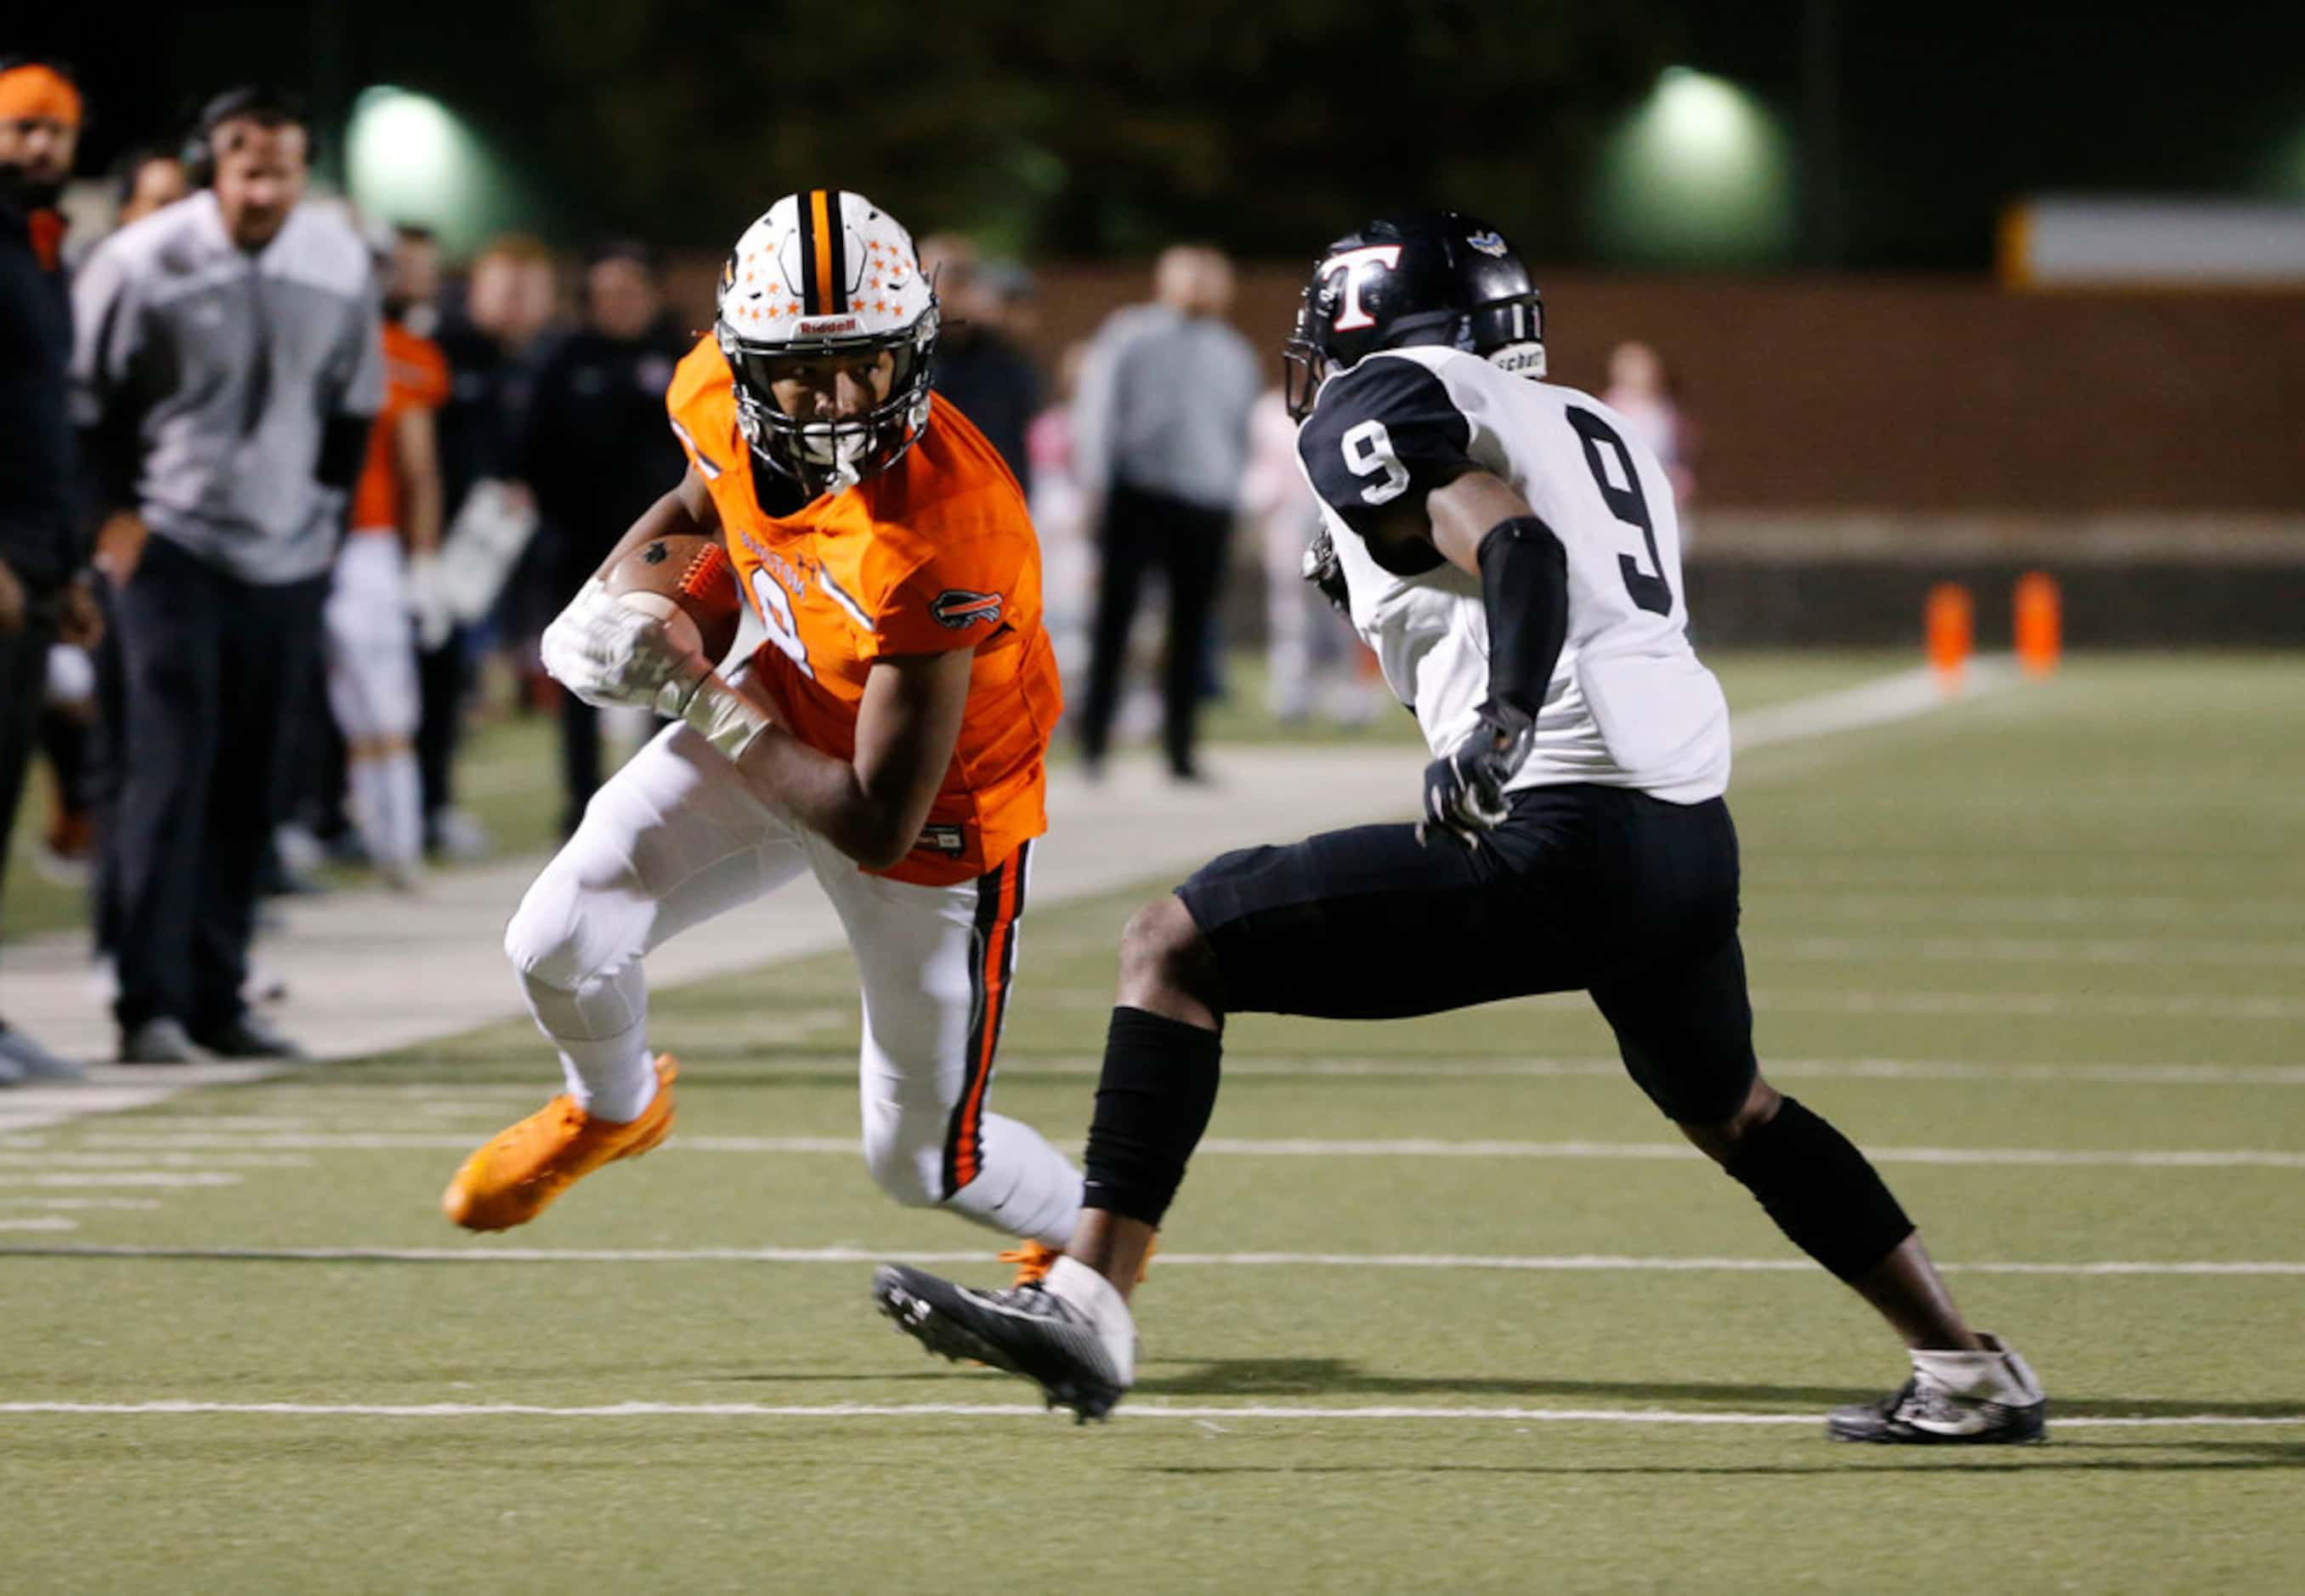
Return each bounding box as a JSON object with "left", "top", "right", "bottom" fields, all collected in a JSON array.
[
  {"left": 2014, "top": 571, "right": 2062, "bottom": 676},
  {"left": 1926, "top": 582, "right": 1974, "bottom": 691}
]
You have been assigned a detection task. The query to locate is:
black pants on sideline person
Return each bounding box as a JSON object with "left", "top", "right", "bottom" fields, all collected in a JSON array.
[
  {"left": 416, "top": 625, "right": 469, "bottom": 848},
  {"left": 1078, "top": 481, "right": 1231, "bottom": 778},
  {"left": 0, "top": 610, "right": 56, "bottom": 919},
  {"left": 110, "top": 536, "right": 327, "bottom": 1036}
]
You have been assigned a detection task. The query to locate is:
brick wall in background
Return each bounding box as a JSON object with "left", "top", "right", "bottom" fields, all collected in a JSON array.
[{"left": 666, "top": 257, "right": 2303, "bottom": 514}]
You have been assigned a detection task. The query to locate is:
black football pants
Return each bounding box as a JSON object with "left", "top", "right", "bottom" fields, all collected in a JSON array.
[{"left": 1176, "top": 784, "right": 1758, "bottom": 1126}]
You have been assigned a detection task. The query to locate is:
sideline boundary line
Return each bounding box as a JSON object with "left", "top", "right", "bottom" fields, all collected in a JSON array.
[{"left": 0, "top": 1398, "right": 2293, "bottom": 1429}]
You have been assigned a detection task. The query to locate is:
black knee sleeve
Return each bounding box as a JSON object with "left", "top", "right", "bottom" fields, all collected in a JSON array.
[
  {"left": 1080, "top": 1005, "right": 1222, "bottom": 1229},
  {"left": 1722, "top": 1095, "right": 1913, "bottom": 1282}
]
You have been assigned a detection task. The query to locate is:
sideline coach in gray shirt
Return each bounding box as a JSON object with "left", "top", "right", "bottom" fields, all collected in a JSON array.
[
  {"left": 1071, "top": 245, "right": 1259, "bottom": 781},
  {"left": 73, "top": 85, "right": 381, "bottom": 1062}
]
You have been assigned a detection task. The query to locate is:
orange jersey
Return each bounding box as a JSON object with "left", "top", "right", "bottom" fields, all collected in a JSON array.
[
  {"left": 349, "top": 321, "right": 450, "bottom": 535},
  {"left": 665, "top": 335, "right": 1063, "bottom": 887}
]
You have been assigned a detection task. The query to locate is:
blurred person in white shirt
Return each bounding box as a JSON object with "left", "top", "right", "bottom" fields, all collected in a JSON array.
[
  {"left": 1243, "top": 388, "right": 1374, "bottom": 727},
  {"left": 1601, "top": 340, "right": 1696, "bottom": 516}
]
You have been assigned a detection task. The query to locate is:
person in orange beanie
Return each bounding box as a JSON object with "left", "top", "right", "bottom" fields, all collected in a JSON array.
[{"left": 0, "top": 56, "right": 103, "bottom": 1083}]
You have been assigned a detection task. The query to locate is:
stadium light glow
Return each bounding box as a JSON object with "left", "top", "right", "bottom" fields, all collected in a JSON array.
[
  {"left": 345, "top": 86, "right": 511, "bottom": 253},
  {"left": 1592, "top": 67, "right": 1797, "bottom": 268}
]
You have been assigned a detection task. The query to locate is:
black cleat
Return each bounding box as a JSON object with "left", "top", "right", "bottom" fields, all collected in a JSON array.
[
  {"left": 1829, "top": 1334, "right": 2047, "bottom": 1445},
  {"left": 189, "top": 1012, "right": 307, "bottom": 1061},
  {"left": 872, "top": 1263, "right": 1130, "bottom": 1423}
]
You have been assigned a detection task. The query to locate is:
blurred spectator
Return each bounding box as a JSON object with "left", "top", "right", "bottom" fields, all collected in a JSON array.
[
  {"left": 918, "top": 233, "right": 1040, "bottom": 492},
  {"left": 421, "top": 232, "right": 558, "bottom": 860},
  {"left": 1026, "top": 341, "right": 1095, "bottom": 681},
  {"left": 0, "top": 56, "right": 100, "bottom": 1083},
  {"left": 72, "top": 85, "right": 382, "bottom": 1063},
  {"left": 37, "top": 145, "right": 186, "bottom": 883},
  {"left": 1601, "top": 340, "right": 1696, "bottom": 508},
  {"left": 1071, "top": 244, "right": 1259, "bottom": 779},
  {"left": 111, "top": 145, "right": 187, "bottom": 227},
  {"left": 978, "top": 258, "right": 1040, "bottom": 343},
  {"left": 520, "top": 240, "right": 686, "bottom": 835},
  {"left": 1243, "top": 388, "right": 1376, "bottom": 727},
  {"left": 325, "top": 224, "right": 448, "bottom": 888}
]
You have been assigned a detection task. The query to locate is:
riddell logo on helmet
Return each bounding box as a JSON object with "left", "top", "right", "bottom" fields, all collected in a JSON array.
[{"left": 796, "top": 316, "right": 861, "bottom": 337}]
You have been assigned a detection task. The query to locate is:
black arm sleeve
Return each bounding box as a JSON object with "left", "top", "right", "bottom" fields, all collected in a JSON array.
[
  {"left": 315, "top": 412, "right": 372, "bottom": 494},
  {"left": 1476, "top": 514, "right": 1569, "bottom": 722},
  {"left": 1295, "top": 356, "right": 1476, "bottom": 546}
]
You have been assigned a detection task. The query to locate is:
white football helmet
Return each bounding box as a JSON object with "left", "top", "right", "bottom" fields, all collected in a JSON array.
[{"left": 715, "top": 189, "right": 939, "bottom": 495}]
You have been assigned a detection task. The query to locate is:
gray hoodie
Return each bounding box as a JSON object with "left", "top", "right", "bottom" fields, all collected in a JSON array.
[{"left": 72, "top": 190, "right": 382, "bottom": 585}]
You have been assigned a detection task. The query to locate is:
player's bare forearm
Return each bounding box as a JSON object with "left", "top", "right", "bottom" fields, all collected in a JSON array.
[
  {"left": 592, "top": 466, "right": 723, "bottom": 580},
  {"left": 1424, "top": 471, "right": 1538, "bottom": 574},
  {"left": 1353, "top": 468, "right": 1537, "bottom": 578},
  {"left": 730, "top": 648, "right": 972, "bottom": 869},
  {"left": 394, "top": 408, "right": 445, "bottom": 554}
]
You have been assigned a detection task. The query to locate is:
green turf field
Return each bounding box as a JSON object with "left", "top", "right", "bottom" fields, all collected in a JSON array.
[{"left": 4, "top": 653, "right": 2302, "bottom": 1592}]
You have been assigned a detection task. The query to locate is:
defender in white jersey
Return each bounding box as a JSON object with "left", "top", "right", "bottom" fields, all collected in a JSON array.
[
  {"left": 875, "top": 213, "right": 2044, "bottom": 1446},
  {"left": 1300, "top": 342, "right": 1729, "bottom": 805}
]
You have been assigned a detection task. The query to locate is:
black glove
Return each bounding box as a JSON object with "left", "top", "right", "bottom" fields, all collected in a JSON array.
[
  {"left": 1301, "top": 528, "right": 1349, "bottom": 613},
  {"left": 1419, "top": 700, "right": 1534, "bottom": 846}
]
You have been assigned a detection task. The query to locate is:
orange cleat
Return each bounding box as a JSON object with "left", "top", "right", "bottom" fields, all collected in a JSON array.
[
  {"left": 997, "top": 1236, "right": 1157, "bottom": 1289},
  {"left": 442, "top": 1056, "right": 679, "bottom": 1232}
]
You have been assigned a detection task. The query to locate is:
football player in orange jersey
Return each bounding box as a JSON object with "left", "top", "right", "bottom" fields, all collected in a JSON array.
[
  {"left": 444, "top": 192, "right": 1083, "bottom": 1261},
  {"left": 327, "top": 224, "right": 447, "bottom": 890}
]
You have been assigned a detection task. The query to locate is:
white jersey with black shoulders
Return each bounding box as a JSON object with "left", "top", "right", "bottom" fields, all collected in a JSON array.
[{"left": 1294, "top": 346, "right": 1730, "bottom": 804}]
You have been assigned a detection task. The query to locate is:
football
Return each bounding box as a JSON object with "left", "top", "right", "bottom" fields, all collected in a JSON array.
[{"left": 602, "top": 533, "right": 744, "bottom": 664}]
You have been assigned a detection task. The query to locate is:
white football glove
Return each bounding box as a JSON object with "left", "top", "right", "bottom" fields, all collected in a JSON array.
[
  {"left": 405, "top": 551, "right": 455, "bottom": 653},
  {"left": 540, "top": 578, "right": 703, "bottom": 711}
]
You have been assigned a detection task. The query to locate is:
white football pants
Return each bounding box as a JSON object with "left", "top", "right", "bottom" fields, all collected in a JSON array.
[
  {"left": 325, "top": 533, "right": 423, "bottom": 873},
  {"left": 502, "top": 720, "right": 1082, "bottom": 1246}
]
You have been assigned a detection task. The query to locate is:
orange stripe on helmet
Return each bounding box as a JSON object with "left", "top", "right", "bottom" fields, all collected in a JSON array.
[{"left": 809, "top": 190, "right": 835, "bottom": 315}]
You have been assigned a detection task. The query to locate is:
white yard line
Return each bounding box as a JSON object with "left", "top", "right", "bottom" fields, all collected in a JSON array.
[
  {"left": 1730, "top": 662, "right": 2011, "bottom": 752},
  {"left": 0, "top": 1398, "right": 2291, "bottom": 1429},
  {"left": 0, "top": 1152, "right": 314, "bottom": 1168},
  {"left": 866, "top": 982, "right": 2305, "bottom": 1020},
  {"left": 1193, "top": 1056, "right": 2305, "bottom": 1087},
  {"left": 1750, "top": 990, "right": 2305, "bottom": 1021},
  {"left": 0, "top": 1218, "right": 75, "bottom": 1232},
  {"left": 0, "top": 1067, "right": 284, "bottom": 1136},
  {"left": 12, "top": 1052, "right": 2292, "bottom": 1114},
  {"left": 1759, "top": 936, "right": 2305, "bottom": 968},
  {"left": 62, "top": 1131, "right": 2305, "bottom": 1169},
  {"left": 0, "top": 1171, "right": 241, "bottom": 1188},
  {"left": 1751, "top": 894, "right": 2305, "bottom": 924},
  {"left": 2, "top": 1243, "right": 2297, "bottom": 1276}
]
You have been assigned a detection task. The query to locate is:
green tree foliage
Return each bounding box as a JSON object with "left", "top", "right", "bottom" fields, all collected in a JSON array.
[{"left": 520, "top": 0, "right": 1674, "bottom": 257}]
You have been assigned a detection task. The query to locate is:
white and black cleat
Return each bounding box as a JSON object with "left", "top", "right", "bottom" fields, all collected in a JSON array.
[
  {"left": 872, "top": 1260, "right": 1134, "bottom": 1423},
  {"left": 1829, "top": 1333, "right": 2047, "bottom": 1445}
]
